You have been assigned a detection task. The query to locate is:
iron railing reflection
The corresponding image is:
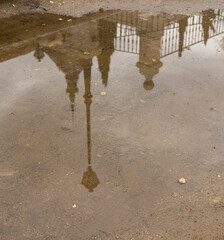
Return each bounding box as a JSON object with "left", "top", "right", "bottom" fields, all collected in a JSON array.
[{"left": 107, "top": 9, "right": 224, "bottom": 57}]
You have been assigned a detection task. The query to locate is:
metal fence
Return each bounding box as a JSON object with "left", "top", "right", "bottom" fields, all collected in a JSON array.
[
  {"left": 107, "top": 9, "right": 224, "bottom": 57},
  {"left": 161, "top": 9, "right": 224, "bottom": 57}
]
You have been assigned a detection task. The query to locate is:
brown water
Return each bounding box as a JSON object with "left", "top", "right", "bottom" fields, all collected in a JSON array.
[{"left": 0, "top": 9, "right": 224, "bottom": 240}]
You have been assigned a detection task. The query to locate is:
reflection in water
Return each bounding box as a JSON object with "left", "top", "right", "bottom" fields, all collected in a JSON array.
[
  {"left": 178, "top": 16, "right": 188, "bottom": 57},
  {"left": 1, "top": 9, "right": 224, "bottom": 192},
  {"left": 33, "top": 44, "right": 45, "bottom": 62},
  {"left": 81, "top": 61, "right": 100, "bottom": 192},
  {"left": 202, "top": 9, "right": 216, "bottom": 45},
  {"left": 97, "top": 19, "right": 117, "bottom": 87},
  {"left": 81, "top": 166, "right": 100, "bottom": 192}
]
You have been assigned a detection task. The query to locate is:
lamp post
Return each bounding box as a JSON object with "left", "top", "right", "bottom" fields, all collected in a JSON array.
[{"left": 81, "top": 60, "right": 100, "bottom": 192}]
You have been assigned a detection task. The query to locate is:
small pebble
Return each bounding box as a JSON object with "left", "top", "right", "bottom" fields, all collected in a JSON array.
[
  {"left": 178, "top": 177, "right": 186, "bottom": 184},
  {"left": 212, "top": 197, "right": 221, "bottom": 203}
]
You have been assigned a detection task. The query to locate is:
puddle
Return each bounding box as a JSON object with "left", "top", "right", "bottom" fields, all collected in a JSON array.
[{"left": 1, "top": 9, "right": 224, "bottom": 240}]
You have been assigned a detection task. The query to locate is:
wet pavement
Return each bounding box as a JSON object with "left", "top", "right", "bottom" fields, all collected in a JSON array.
[{"left": 0, "top": 9, "right": 224, "bottom": 240}]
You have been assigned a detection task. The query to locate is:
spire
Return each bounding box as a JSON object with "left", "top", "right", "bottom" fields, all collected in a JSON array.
[
  {"left": 97, "top": 19, "right": 116, "bottom": 87},
  {"left": 65, "top": 72, "right": 79, "bottom": 119}
]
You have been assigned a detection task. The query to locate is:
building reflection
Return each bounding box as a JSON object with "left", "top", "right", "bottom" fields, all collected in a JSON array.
[
  {"left": 1, "top": 8, "right": 224, "bottom": 192},
  {"left": 31, "top": 9, "right": 224, "bottom": 101},
  {"left": 136, "top": 14, "right": 164, "bottom": 90},
  {"left": 97, "top": 19, "right": 117, "bottom": 87},
  {"left": 32, "top": 8, "right": 224, "bottom": 192},
  {"left": 34, "top": 44, "right": 45, "bottom": 62}
]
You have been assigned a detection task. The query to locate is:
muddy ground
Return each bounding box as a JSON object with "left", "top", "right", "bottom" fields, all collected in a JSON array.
[{"left": 0, "top": 1, "right": 224, "bottom": 240}]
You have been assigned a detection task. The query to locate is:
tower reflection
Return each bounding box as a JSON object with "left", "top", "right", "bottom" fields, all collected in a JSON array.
[{"left": 97, "top": 19, "right": 117, "bottom": 87}]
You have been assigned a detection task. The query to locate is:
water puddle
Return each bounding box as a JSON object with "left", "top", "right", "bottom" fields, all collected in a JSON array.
[{"left": 1, "top": 9, "right": 224, "bottom": 239}]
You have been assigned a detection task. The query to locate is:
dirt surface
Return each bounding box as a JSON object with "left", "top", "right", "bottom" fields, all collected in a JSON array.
[
  {"left": 1, "top": 0, "right": 224, "bottom": 18},
  {"left": 0, "top": 2, "right": 224, "bottom": 240}
]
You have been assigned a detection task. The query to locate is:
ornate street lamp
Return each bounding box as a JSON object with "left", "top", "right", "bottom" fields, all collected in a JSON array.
[{"left": 81, "top": 61, "right": 100, "bottom": 192}]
